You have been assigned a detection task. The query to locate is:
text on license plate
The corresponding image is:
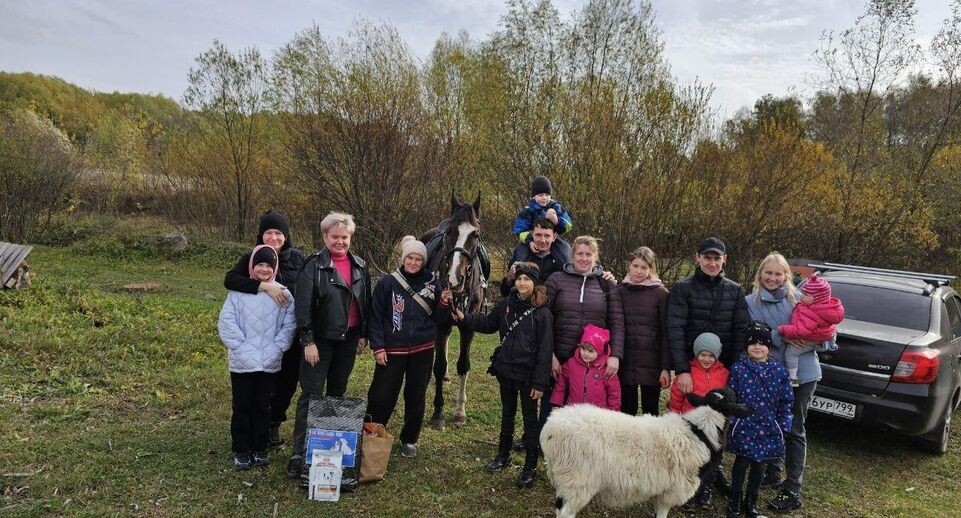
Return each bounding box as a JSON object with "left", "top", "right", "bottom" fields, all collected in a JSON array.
[{"left": 808, "top": 396, "right": 856, "bottom": 419}]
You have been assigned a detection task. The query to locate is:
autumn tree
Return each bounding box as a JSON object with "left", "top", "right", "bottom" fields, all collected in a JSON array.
[
  {"left": 183, "top": 40, "right": 273, "bottom": 241},
  {"left": 0, "top": 108, "right": 82, "bottom": 241},
  {"left": 272, "top": 23, "right": 447, "bottom": 270}
]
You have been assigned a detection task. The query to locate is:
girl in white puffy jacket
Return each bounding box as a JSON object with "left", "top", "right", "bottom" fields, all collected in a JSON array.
[{"left": 218, "top": 245, "right": 296, "bottom": 470}]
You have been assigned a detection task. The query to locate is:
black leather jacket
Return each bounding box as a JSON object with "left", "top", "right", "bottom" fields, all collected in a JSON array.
[{"left": 295, "top": 249, "right": 371, "bottom": 345}]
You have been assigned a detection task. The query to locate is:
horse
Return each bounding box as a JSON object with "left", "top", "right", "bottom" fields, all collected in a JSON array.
[{"left": 420, "top": 193, "right": 487, "bottom": 430}]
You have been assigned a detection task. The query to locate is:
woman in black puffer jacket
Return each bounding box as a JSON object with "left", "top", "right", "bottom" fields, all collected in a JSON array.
[{"left": 456, "top": 262, "right": 553, "bottom": 489}]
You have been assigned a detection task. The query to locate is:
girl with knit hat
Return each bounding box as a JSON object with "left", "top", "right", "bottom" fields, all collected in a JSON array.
[
  {"left": 453, "top": 262, "right": 553, "bottom": 488},
  {"left": 778, "top": 274, "right": 844, "bottom": 386},
  {"left": 218, "top": 244, "right": 297, "bottom": 470},
  {"left": 550, "top": 324, "right": 621, "bottom": 411},
  {"left": 726, "top": 321, "right": 794, "bottom": 518},
  {"left": 510, "top": 175, "right": 574, "bottom": 247},
  {"left": 366, "top": 236, "right": 452, "bottom": 459},
  {"left": 224, "top": 210, "right": 305, "bottom": 448}
]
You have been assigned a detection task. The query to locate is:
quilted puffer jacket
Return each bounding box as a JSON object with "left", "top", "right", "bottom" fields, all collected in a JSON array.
[
  {"left": 778, "top": 297, "right": 845, "bottom": 342},
  {"left": 544, "top": 264, "right": 625, "bottom": 362},
  {"left": 666, "top": 268, "right": 749, "bottom": 372},
  {"left": 726, "top": 355, "right": 794, "bottom": 462},
  {"left": 218, "top": 290, "right": 296, "bottom": 373},
  {"left": 618, "top": 279, "right": 671, "bottom": 386}
]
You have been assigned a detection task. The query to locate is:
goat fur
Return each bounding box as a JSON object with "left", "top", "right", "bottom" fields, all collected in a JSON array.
[{"left": 541, "top": 403, "right": 726, "bottom": 518}]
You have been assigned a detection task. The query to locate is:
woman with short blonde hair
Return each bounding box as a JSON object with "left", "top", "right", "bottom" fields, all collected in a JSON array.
[{"left": 288, "top": 211, "right": 371, "bottom": 480}]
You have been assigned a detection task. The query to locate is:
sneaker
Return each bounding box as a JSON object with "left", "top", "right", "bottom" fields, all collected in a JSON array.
[
  {"left": 767, "top": 488, "right": 802, "bottom": 513},
  {"left": 252, "top": 450, "right": 269, "bottom": 466},
  {"left": 400, "top": 443, "right": 417, "bottom": 458},
  {"left": 285, "top": 455, "right": 303, "bottom": 478},
  {"left": 234, "top": 452, "right": 252, "bottom": 470}
]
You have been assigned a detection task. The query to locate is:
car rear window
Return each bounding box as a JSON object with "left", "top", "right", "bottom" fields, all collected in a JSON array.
[{"left": 827, "top": 282, "right": 931, "bottom": 331}]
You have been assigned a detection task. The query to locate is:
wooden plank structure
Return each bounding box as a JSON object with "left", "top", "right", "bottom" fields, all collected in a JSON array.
[{"left": 0, "top": 241, "right": 32, "bottom": 288}]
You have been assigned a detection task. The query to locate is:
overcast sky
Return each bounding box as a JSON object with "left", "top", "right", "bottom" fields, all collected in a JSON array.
[{"left": 0, "top": 0, "right": 953, "bottom": 117}]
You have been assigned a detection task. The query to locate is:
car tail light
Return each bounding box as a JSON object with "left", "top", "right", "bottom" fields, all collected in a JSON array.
[{"left": 891, "top": 349, "right": 940, "bottom": 383}]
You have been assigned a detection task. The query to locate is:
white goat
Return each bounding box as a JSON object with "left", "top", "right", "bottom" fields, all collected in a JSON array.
[{"left": 540, "top": 387, "right": 751, "bottom": 518}]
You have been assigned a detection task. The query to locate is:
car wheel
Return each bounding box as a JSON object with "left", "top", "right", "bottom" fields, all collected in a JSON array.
[{"left": 918, "top": 404, "right": 952, "bottom": 455}]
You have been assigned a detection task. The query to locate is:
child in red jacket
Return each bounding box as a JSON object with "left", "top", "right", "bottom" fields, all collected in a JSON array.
[
  {"left": 551, "top": 324, "right": 621, "bottom": 410},
  {"left": 668, "top": 332, "right": 729, "bottom": 414},
  {"left": 669, "top": 331, "right": 730, "bottom": 508},
  {"left": 779, "top": 274, "right": 844, "bottom": 386}
]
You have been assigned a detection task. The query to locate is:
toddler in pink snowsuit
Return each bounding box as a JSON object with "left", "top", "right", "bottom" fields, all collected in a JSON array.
[
  {"left": 551, "top": 324, "right": 621, "bottom": 410},
  {"left": 778, "top": 274, "right": 845, "bottom": 385}
]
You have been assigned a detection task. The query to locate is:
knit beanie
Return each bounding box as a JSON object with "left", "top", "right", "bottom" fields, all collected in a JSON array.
[
  {"left": 249, "top": 244, "right": 278, "bottom": 282},
  {"left": 513, "top": 262, "right": 541, "bottom": 284},
  {"left": 745, "top": 321, "right": 773, "bottom": 349},
  {"left": 400, "top": 236, "right": 427, "bottom": 263},
  {"left": 803, "top": 274, "right": 832, "bottom": 303},
  {"left": 530, "top": 175, "right": 553, "bottom": 197},
  {"left": 693, "top": 332, "right": 722, "bottom": 358},
  {"left": 257, "top": 210, "right": 291, "bottom": 250},
  {"left": 579, "top": 323, "right": 610, "bottom": 353}
]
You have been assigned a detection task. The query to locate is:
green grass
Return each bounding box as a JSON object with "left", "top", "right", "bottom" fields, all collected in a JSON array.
[{"left": 2, "top": 224, "right": 960, "bottom": 517}]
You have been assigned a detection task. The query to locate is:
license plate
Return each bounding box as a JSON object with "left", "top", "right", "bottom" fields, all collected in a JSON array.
[{"left": 809, "top": 396, "right": 857, "bottom": 419}]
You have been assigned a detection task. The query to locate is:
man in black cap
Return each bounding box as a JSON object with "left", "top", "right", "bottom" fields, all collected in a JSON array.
[{"left": 666, "top": 236, "right": 750, "bottom": 507}]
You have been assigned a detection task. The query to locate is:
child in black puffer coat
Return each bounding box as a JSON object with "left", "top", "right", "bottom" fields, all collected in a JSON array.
[{"left": 455, "top": 262, "right": 553, "bottom": 489}]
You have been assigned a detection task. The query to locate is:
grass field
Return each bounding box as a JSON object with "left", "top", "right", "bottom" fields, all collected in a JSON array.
[{"left": 2, "top": 222, "right": 959, "bottom": 517}]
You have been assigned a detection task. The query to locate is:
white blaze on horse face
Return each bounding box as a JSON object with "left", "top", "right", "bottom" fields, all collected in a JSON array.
[{"left": 448, "top": 221, "right": 477, "bottom": 288}]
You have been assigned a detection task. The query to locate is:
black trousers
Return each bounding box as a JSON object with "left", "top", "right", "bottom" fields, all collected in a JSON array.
[
  {"left": 291, "top": 327, "right": 361, "bottom": 457},
  {"left": 498, "top": 376, "right": 540, "bottom": 461},
  {"left": 230, "top": 371, "right": 273, "bottom": 453},
  {"left": 366, "top": 347, "right": 435, "bottom": 445},
  {"left": 731, "top": 454, "right": 765, "bottom": 496},
  {"left": 620, "top": 383, "right": 661, "bottom": 416},
  {"left": 270, "top": 338, "right": 302, "bottom": 424},
  {"left": 538, "top": 380, "right": 554, "bottom": 429}
]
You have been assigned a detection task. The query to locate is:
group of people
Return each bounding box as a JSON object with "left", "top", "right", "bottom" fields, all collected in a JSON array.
[{"left": 216, "top": 174, "right": 845, "bottom": 516}]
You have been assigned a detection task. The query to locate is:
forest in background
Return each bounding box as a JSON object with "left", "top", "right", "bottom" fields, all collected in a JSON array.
[{"left": 2, "top": 0, "right": 961, "bottom": 282}]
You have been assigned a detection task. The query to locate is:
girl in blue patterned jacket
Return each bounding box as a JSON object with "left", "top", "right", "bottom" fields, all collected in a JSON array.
[{"left": 726, "top": 321, "right": 794, "bottom": 518}]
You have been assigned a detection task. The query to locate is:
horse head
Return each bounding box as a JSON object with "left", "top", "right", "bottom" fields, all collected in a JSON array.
[{"left": 443, "top": 192, "right": 481, "bottom": 294}]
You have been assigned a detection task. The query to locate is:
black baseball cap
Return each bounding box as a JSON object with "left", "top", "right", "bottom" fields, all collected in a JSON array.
[{"left": 697, "top": 236, "right": 726, "bottom": 255}]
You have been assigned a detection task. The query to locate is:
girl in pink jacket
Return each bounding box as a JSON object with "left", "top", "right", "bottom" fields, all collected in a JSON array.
[
  {"left": 550, "top": 324, "right": 621, "bottom": 410},
  {"left": 778, "top": 274, "right": 844, "bottom": 385}
]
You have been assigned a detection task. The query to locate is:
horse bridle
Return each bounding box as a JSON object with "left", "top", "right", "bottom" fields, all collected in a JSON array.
[{"left": 442, "top": 240, "right": 479, "bottom": 314}]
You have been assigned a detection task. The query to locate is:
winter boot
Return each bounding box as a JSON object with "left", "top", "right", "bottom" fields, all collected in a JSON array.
[
  {"left": 726, "top": 490, "right": 743, "bottom": 518},
  {"left": 714, "top": 466, "right": 733, "bottom": 497},
  {"left": 743, "top": 489, "right": 761, "bottom": 518},
  {"left": 695, "top": 483, "right": 714, "bottom": 507},
  {"left": 516, "top": 454, "right": 538, "bottom": 488},
  {"left": 486, "top": 436, "right": 513, "bottom": 472}
]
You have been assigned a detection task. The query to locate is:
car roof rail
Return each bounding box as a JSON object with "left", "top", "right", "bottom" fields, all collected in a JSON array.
[{"left": 812, "top": 262, "right": 956, "bottom": 288}]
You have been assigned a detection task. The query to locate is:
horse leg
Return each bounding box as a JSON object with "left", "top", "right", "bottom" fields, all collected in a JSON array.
[
  {"left": 430, "top": 326, "right": 452, "bottom": 430},
  {"left": 452, "top": 326, "right": 473, "bottom": 425}
]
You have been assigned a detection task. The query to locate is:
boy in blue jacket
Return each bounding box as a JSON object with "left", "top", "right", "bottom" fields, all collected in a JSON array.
[{"left": 511, "top": 175, "right": 573, "bottom": 244}]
